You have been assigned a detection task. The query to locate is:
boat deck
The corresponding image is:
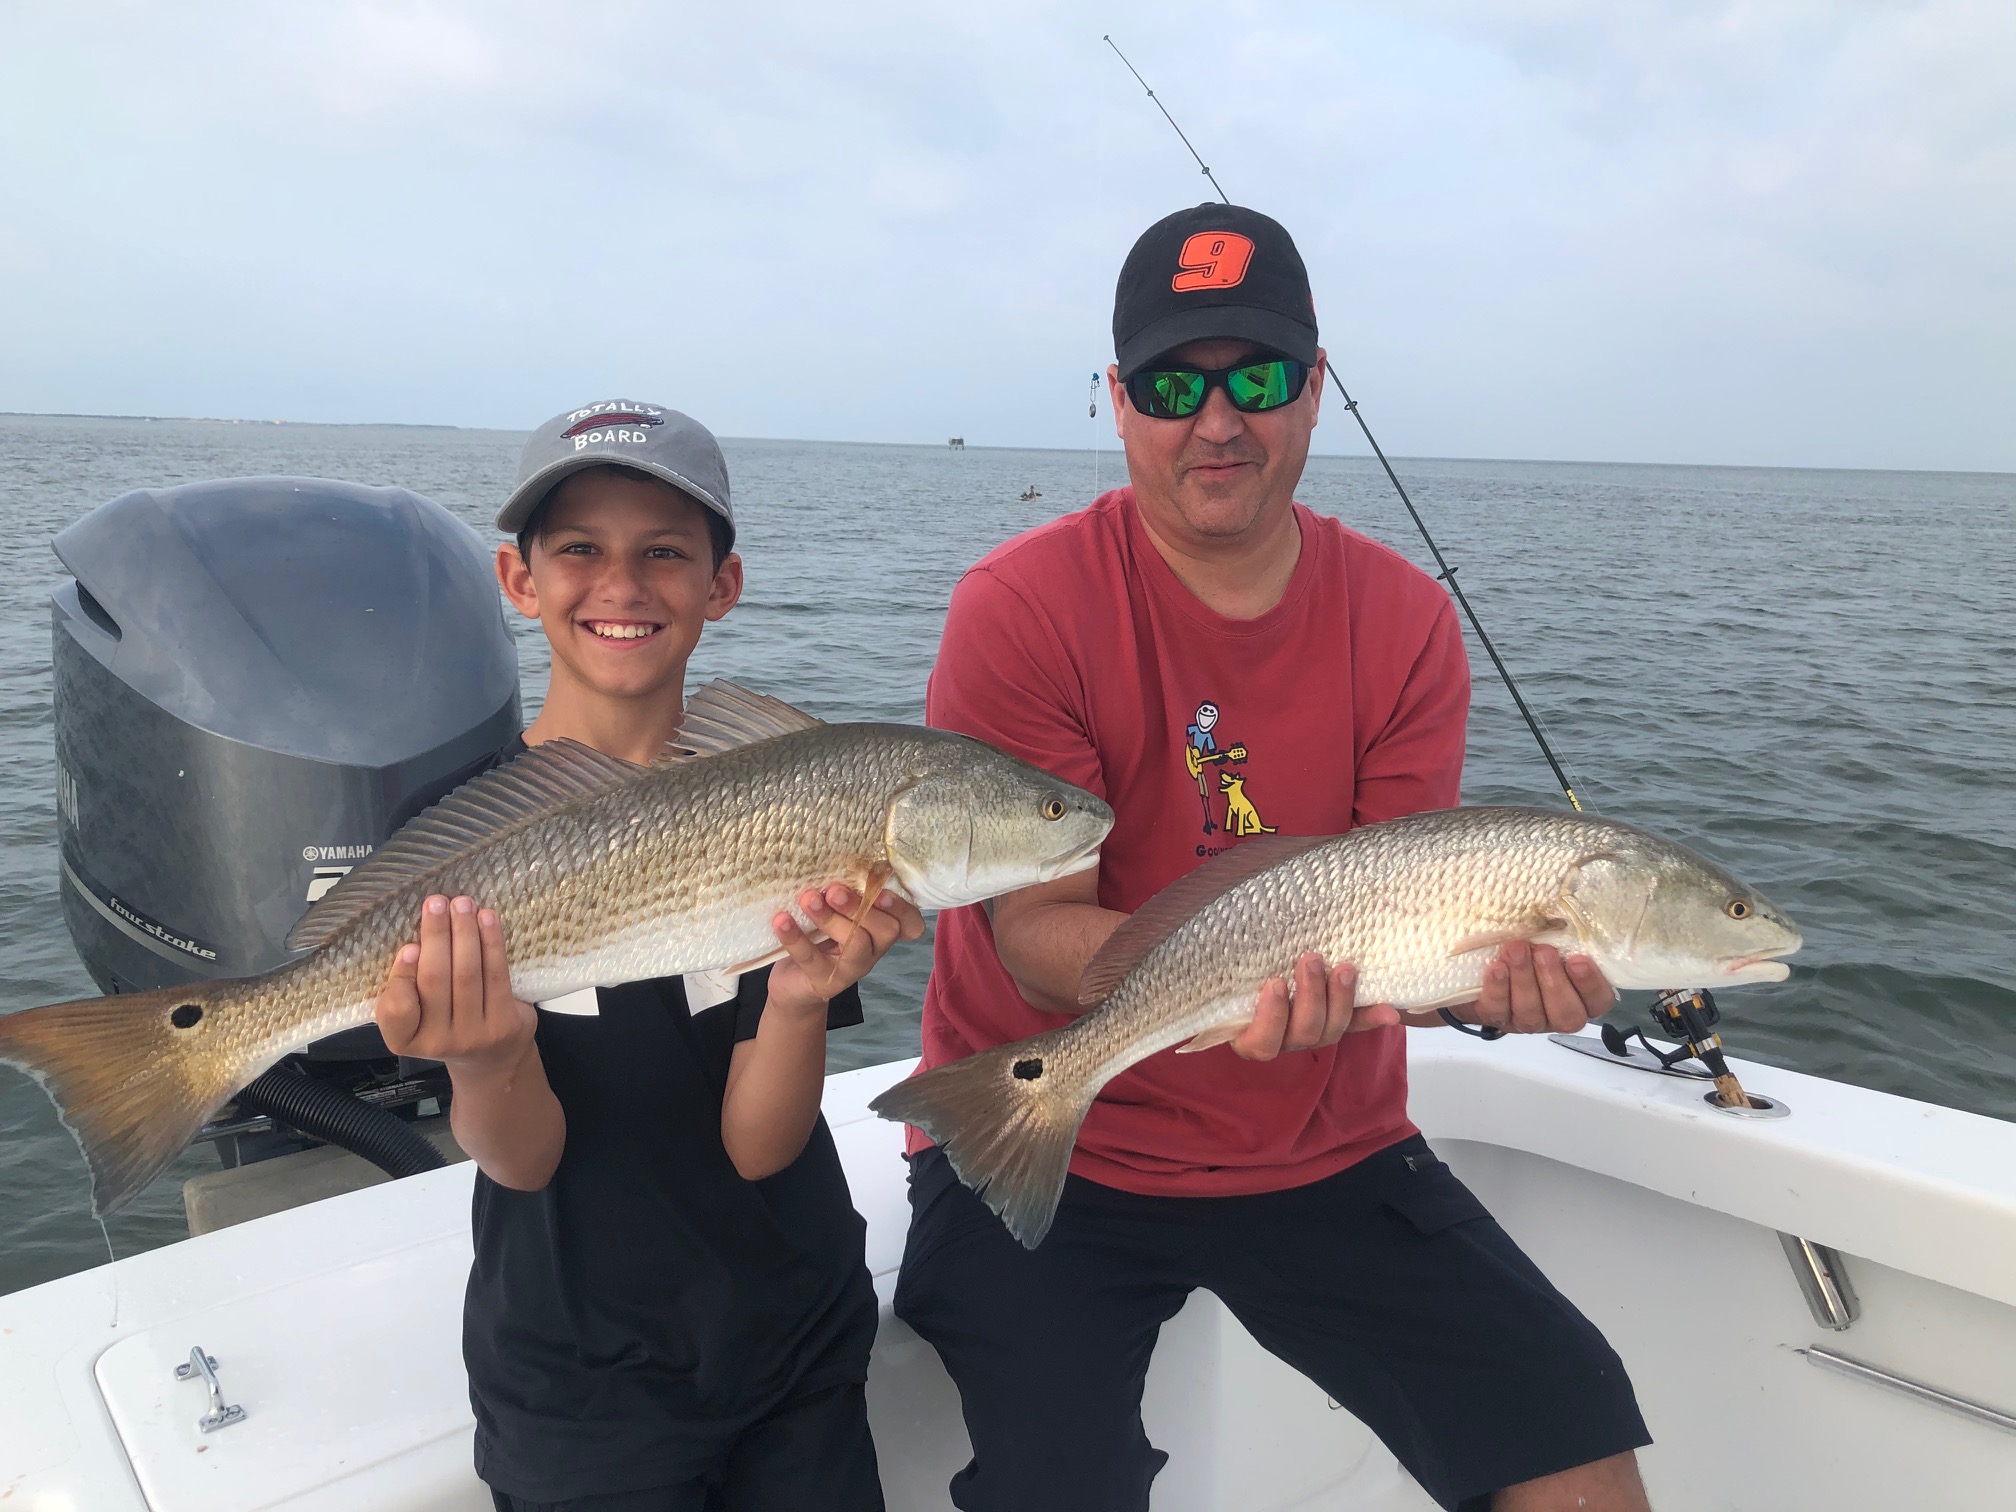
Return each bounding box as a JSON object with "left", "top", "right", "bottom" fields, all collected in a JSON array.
[{"left": 4, "top": 1028, "right": 2014, "bottom": 1510}]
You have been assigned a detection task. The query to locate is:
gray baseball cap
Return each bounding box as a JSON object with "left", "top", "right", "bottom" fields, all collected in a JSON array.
[{"left": 495, "top": 399, "right": 734, "bottom": 546}]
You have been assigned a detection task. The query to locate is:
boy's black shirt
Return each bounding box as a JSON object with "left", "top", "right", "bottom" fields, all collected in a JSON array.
[{"left": 454, "top": 736, "right": 878, "bottom": 1501}]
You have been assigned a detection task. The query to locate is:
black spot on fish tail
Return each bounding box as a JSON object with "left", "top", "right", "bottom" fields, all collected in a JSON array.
[
  {"left": 0, "top": 987, "right": 255, "bottom": 1217},
  {"left": 868, "top": 1028, "right": 1098, "bottom": 1249}
]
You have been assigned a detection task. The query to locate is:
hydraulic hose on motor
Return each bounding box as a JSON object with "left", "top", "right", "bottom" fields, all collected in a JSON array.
[{"left": 233, "top": 1065, "right": 448, "bottom": 1180}]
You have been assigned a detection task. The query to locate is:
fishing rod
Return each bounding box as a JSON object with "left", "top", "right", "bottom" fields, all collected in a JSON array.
[
  {"left": 1102, "top": 33, "right": 1585, "bottom": 815},
  {"left": 1104, "top": 39, "right": 1764, "bottom": 1106}
]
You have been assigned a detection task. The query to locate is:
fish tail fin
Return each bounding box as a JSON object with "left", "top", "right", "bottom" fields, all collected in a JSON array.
[
  {"left": 0, "top": 985, "right": 250, "bottom": 1218},
  {"left": 870, "top": 1027, "right": 1098, "bottom": 1249}
]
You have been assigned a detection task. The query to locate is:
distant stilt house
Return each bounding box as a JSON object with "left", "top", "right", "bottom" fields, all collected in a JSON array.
[{"left": 947, "top": 437, "right": 965, "bottom": 449}]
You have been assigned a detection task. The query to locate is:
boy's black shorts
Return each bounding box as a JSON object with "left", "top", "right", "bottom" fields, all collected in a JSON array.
[
  {"left": 894, "top": 1134, "right": 1650, "bottom": 1512},
  {"left": 485, "top": 1380, "right": 881, "bottom": 1512}
]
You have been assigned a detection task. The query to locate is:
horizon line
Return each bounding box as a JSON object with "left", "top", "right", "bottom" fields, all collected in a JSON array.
[{"left": 1, "top": 410, "right": 2008, "bottom": 480}]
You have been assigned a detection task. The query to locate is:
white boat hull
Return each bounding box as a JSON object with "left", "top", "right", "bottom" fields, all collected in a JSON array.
[{"left": 3, "top": 1029, "right": 2013, "bottom": 1510}]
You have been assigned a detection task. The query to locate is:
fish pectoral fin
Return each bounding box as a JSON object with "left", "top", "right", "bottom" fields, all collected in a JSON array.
[
  {"left": 1175, "top": 1019, "right": 1251, "bottom": 1054},
  {"left": 725, "top": 895, "right": 858, "bottom": 975},
  {"left": 845, "top": 866, "right": 893, "bottom": 931},
  {"left": 1446, "top": 915, "right": 1569, "bottom": 958},
  {"left": 726, "top": 906, "right": 849, "bottom": 975},
  {"left": 1409, "top": 986, "right": 1489, "bottom": 1011}
]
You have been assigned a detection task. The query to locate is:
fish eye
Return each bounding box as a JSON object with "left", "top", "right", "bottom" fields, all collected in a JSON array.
[
  {"left": 1725, "top": 899, "right": 1752, "bottom": 919},
  {"left": 1040, "top": 797, "right": 1066, "bottom": 821}
]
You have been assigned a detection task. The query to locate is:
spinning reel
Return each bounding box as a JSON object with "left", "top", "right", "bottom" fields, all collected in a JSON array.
[{"left": 1601, "top": 987, "right": 1759, "bottom": 1110}]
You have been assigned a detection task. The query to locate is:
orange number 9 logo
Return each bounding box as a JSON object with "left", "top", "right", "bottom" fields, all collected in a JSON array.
[{"left": 1171, "top": 231, "right": 1256, "bottom": 292}]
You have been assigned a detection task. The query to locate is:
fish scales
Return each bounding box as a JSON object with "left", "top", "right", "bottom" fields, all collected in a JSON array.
[
  {"left": 370, "top": 733, "right": 911, "bottom": 1007},
  {"left": 0, "top": 684, "right": 1115, "bottom": 1217},
  {"left": 870, "top": 805, "right": 1803, "bottom": 1248},
  {"left": 1062, "top": 809, "right": 1601, "bottom": 1086},
  {"left": 48, "top": 728, "right": 939, "bottom": 1135}
]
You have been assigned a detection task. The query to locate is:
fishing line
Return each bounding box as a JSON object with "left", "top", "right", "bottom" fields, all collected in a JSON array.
[
  {"left": 1101, "top": 34, "right": 1587, "bottom": 815},
  {"left": 98, "top": 1214, "right": 120, "bottom": 1328}
]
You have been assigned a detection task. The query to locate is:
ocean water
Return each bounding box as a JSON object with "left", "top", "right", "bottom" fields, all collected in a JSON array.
[{"left": 0, "top": 413, "right": 2010, "bottom": 1293}]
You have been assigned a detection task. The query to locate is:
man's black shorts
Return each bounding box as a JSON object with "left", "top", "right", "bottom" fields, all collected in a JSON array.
[{"left": 894, "top": 1134, "right": 1649, "bottom": 1512}]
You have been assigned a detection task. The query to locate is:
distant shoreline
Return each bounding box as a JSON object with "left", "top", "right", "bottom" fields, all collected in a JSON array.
[
  {"left": 0, "top": 412, "right": 463, "bottom": 431},
  {"left": 0, "top": 412, "right": 2007, "bottom": 478}
]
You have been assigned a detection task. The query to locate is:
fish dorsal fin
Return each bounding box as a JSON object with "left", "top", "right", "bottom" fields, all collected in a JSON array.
[
  {"left": 1077, "top": 833, "right": 1337, "bottom": 1007},
  {"left": 659, "top": 679, "right": 826, "bottom": 762},
  {"left": 285, "top": 739, "right": 646, "bottom": 953}
]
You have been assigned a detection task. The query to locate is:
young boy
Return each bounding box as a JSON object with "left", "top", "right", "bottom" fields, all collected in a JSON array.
[{"left": 372, "top": 400, "right": 920, "bottom": 1511}]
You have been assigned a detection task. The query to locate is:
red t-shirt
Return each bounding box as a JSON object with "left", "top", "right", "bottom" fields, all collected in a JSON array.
[{"left": 910, "top": 487, "right": 1472, "bottom": 1198}]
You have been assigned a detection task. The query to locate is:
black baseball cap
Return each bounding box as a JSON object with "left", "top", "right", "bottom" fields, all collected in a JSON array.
[{"left": 1112, "top": 204, "right": 1318, "bottom": 379}]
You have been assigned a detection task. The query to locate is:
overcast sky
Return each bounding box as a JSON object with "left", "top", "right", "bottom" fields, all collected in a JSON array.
[{"left": 2, "top": 2, "right": 2011, "bottom": 470}]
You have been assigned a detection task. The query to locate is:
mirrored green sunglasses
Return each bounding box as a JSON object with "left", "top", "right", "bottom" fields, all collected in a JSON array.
[{"left": 1123, "top": 357, "right": 1310, "bottom": 420}]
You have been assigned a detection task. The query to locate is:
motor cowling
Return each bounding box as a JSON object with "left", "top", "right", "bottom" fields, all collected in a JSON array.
[{"left": 50, "top": 476, "right": 519, "bottom": 1002}]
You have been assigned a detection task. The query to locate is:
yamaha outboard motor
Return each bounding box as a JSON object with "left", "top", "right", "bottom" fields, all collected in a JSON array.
[{"left": 50, "top": 476, "right": 519, "bottom": 1175}]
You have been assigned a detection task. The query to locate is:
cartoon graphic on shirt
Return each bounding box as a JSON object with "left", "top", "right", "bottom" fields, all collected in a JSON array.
[
  {"left": 1219, "top": 771, "right": 1276, "bottom": 836},
  {"left": 1181, "top": 699, "right": 1262, "bottom": 835},
  {"left": 1185, "top": 701, "right": 1223, "bottom": 758}
]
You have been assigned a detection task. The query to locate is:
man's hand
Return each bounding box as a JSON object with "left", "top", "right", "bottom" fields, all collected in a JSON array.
[
  {"left": 1437, "top": 941, "right": 1615, "bottom": 1035},
  {"left": 374, "top": 894, "right": 537, "bottom": 1076},
  {"left": 768, "top": 883, "right": 927, "bottom": 1018},
  {"left": 1231, "top": 955, "right": 1403, "bottom": 1062}
]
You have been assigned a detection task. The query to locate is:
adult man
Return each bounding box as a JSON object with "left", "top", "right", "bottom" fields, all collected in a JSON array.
[{"left": 892, "top": 205, "right": 1653, "bottom": 1512}]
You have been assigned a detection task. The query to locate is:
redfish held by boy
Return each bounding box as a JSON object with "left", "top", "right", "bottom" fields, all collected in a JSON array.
[
  {"left": 870, "top": 806, "right": 1803, "bottom": 1249},
  {"left": 0, "top": 682, "right": 1114, "bottom": 1218}
]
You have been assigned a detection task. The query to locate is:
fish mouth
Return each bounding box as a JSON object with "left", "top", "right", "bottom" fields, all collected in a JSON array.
[
  {"left": 1035, "top": 840, "right": 1103, "bottom": 884},
  {"left": 1719, "top": 952, "right": 1795, "bottom": 983}
]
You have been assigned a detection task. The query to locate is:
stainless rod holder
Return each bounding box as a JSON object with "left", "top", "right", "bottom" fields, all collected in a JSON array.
[
  {"left": 1779, "top": 1233, "right": 1860, "bottom": 1331},
  {"left": 1799, "top": 1346, "right": 2016, "bottom": 1436},
  {"left": 173, "top": 1346, "right": 246, "bottom": 1432},
  {"left": 1703, "top": 1087, "right": 1790, "bottom": 1118}
]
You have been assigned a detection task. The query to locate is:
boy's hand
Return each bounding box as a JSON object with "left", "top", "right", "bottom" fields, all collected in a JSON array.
[
  {"left": 768, "top": 883, "right": 926, "bottom": 1018},
  {"left": 375, "top": 894, "right": 538, "bottom": 1078}
]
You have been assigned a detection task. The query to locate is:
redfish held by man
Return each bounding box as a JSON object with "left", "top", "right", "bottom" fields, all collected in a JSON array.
[
  {"left": 871, "top": 806, "right": 1803, "bottom": 1249},
  {"left": 0, "top": 682, "right": 1114, "bottom": 1218}
]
